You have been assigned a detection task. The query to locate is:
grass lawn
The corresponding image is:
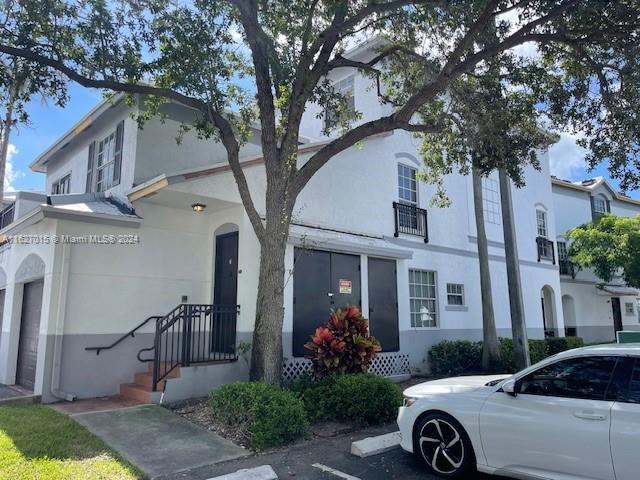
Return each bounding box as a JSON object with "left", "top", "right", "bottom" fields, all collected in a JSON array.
[{"left": 0, "top": 404, "right": 145, "bottom": 480}]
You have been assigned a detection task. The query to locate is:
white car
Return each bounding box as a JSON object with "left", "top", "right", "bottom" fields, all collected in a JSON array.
[{"left": 397, "top": 344, "right": 640, "bottom": 479}]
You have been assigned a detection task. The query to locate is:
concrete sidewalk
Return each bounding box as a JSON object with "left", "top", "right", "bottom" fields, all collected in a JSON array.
[{"left": 72, "top": 404, "right": 249, "bottom": 479}]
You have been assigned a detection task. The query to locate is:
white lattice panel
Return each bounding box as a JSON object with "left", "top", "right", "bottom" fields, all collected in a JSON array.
[{"left": 282, "top": 352, "right": 410, "bottom": 382}]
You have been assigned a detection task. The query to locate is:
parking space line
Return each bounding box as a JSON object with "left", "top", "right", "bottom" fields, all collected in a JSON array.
[{"left": 311, "top": 463, "right": 362, "bottom": 480}]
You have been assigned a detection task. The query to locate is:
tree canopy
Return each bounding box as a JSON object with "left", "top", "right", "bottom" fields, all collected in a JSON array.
[
  {"left": 568, "top": 214, "right": 640, "bottom": 288},
  {"left": 1, "top": 0, "right": 640, "bottom": 382}
]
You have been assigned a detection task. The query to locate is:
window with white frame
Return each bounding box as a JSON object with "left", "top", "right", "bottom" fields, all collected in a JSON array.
[
  {"left": 324, "top": 76, "right": 355, "bottom": 130},
  {"left": 626, "top": 302, "right": 635, "bottom": 316},
  {"left": 52, "top": 174, "right": 71, "bottom": 195},
  {"left": 398, "top": 164, "right": 418, "bottom": 205},
  {"left": 482, "top": 177, "right": 501, "bottom": 224},
  {"left": 536, "top": 209, "right": 548, "bottom": 238},
  {"left": 409, "top": 269, "right": 438, "bottom": 328},
  {"left": 557, "top": 241, "right": 568, "bottom": 260},
  {"left": 87, "top": 120, "right": 124, "bottom": 193},
  {"left": 591, "top": 195, "right": 609, "bottom": 219},
  {"left": 446, "top": 283, "right": 464, "bottom": 306}
]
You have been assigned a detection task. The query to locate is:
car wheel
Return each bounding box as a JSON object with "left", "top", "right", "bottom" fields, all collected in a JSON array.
[{"left": 413, "top": 412, "right": 475, "bottom": 478}]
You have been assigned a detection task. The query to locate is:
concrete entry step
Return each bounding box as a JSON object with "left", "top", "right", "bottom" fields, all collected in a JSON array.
[{"left": 73, "top": 405, "right": 249, "bottom": 479}]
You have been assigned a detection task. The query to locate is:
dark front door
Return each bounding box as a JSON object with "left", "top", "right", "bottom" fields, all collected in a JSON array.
[
  {"left": 612, "top": 297, "right": 623, "bottom": 333},
  {"left": 292, "top": 248, "right": 361, "bottom": 357},
  {"left": 368, "top": 258, "right": 399, "bottom": 351},
  {"left": 214, "top": 232, "right": 238, "bottom": 354},
  {"left": 16, "top": 280, "right": 44, "bottom": 390},
  {"left": 214, "top": 232, "right": 239, "bottom": 306}
]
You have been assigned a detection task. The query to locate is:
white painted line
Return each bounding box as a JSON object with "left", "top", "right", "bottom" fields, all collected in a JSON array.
[
  {"left": 311, "top": 463, "right": 361, "bottom": 480},
  {"left": 206, "top": 465, "right": 277, "bottom": 480},
  {"left": 350, "top": 431, "right": 402, "bottom": 458}
]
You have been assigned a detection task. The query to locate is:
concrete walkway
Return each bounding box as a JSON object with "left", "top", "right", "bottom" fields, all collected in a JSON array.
[
  {"left": 72, "top": 404, "right": 249, "bottom": 479},
  {"left": 0, "top": 384, "right": 38, "bottom": 404}
]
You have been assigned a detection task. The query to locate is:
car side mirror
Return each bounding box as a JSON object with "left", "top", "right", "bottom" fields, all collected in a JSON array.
[{"left": 502, "top": 379, "right": 518, "bottom": 396}]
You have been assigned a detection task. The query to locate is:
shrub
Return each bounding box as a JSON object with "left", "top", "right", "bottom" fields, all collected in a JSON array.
[
  {"left": 304, "top": 306, "right": 381, "bottom": 378},
  {"left": 208, "top": 382, "right": 308, "bottom": 451},
  {"left": 429, "top": 336, "right": 585, "bottom": 376},
  {"left": 291, "top": 373, "right": 401, "bottom": 425}
]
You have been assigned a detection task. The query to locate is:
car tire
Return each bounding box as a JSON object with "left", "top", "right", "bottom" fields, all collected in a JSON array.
[{"left": 413, "top": 412, "right": 476, "bottom": 478}]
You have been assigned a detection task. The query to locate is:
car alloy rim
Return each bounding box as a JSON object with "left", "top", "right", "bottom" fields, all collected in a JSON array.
[{"left": 419, "top": 418, "right": 464, "bottom": 475}]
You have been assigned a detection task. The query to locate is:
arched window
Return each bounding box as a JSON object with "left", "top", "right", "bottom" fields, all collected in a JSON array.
[{"left": 590, "top": 194, "right": 610, "bottom": 220}]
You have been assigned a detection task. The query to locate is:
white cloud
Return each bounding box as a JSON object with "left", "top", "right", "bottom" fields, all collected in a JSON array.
[
  {"left": 548, "top": 132, "right": 588, "bottom": 180},
  {"left": 4, "top": 144, "right": 24, "bottom": 193}
]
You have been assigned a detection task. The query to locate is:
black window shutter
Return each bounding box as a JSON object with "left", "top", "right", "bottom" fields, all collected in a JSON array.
[
  {"left": 86, "top": 141, "right": 96, "bottom": 193},
  {"left": 113, "top": 120, "right": 124, "bottom": 186},
  {"left": 590, "top": 196, "right": 596, "bottom": 221},
  {"left": 606, "top": 199, "right": 611, "bottom": 213}
]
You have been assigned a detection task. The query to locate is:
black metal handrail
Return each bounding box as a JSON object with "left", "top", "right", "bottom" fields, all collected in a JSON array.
[
  {"left": 0, "top": 203, "right": 14, "bottom": 230},
  {"left": 85, "top": 315, "right": 162, "bottom": 355},
  {"left": 536, "top": 236, "right": 555, "bottom": 264},
  {"left": 147, "top": 304, "right": 239, "bottom": 392},
  {"left": 393, "top": 201, "right": 428, "bottom": 242}
]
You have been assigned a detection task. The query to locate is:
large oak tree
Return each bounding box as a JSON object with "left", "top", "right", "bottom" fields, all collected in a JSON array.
[{"left": 1, "top": 0, "right": 639, "bottom": 383}]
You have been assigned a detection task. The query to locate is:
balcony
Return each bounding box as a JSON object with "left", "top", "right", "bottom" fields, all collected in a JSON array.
[
  {"left": 559, "top": 259, "right": 576, "bottom": 277},
  {"left": 536, "top": 237, "right": 555, "bottom": 264},
  {"left": 0, "top": 203, "right": 14, "bottom": 230},
  {"left": 393, "top": 202, "right": 428, "bottom": 242}
]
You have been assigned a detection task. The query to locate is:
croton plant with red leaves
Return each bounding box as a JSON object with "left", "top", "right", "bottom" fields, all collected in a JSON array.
[{"left": 304, "top": 306, "right": 382, "bottom": 379}]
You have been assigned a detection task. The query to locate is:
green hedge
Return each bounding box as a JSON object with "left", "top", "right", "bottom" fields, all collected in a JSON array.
[
  {"left": 289, "top": 373, "right": 402, "bottom": 425},
  {"left": 429, "top": 337, "right": 585, "bottom": 376},
  {"left": 208, "top": 382, "right": 308, "bottom": 451}
]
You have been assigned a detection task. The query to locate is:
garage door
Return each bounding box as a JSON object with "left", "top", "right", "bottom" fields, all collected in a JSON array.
[
  {"left": 16, "top": 280, "right": 44, "bottom": 390},
  {"left": 293, "top": 249, "right": 361, "bottom": 357}
]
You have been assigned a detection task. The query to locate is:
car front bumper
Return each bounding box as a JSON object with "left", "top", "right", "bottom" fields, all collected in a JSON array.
[{"left": 397, "top": 406, "right": 417, "bottom": 453}]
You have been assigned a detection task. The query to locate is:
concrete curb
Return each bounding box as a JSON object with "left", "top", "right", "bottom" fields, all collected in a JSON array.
[
  {"left": 206, "top": 465, "right": 277, "bottom": 480},
  {"left": 350, "top": 431, "right": 402, "bottom": 458},
  {"left": 0, "top": 394, "right": 40, "bottom": 406}
]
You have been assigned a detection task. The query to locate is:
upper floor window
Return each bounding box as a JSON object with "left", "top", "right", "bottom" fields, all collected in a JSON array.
[
  {"left": 591, "top": 195, "right": 610, "bottom": 220},
  {"left": 536, "top": 209, "right": 548, "bottom": 238},
  {"left": 482, "top": 177, "right": 501, "bottom": 224},
  {"left": 398, "top": 164, "right": 417, "bottom": 206},
  {"left": 324, "top": 76, "right": 354, "bottom": 131},
  {"left": 86, "top": 120, "right": 124, "bottom": 193},
  {"left": 52, "top": 174, "right": 71, "bottom": 195}
]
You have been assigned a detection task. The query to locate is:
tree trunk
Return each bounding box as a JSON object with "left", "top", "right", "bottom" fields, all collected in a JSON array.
[
  {"left": 498, "top": 169, "right": 530, "bottom": 370},
  {"left": 249, "top": 226, "right": 288, "bottom": 385},
  {"left": 472, "top": 169, "right": 500, "bottom": 371},
  {"left": 0, "top": 84, "right": 16, "bottom": 204}
]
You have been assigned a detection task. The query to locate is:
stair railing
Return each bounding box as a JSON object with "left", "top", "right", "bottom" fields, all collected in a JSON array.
[{"left": 85, "top": 315, "right": 163, "bottom": 355}]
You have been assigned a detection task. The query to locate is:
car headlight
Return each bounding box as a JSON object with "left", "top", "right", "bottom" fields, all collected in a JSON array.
[{"left": 403, "top": 396, "right": 418, "bottom": 407}]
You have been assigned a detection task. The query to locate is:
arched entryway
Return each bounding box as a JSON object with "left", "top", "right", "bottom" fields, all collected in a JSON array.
[
  {"left": 562, "top": 294, "right": 577, "bottom": 337},
  {"left": 541, "top": 285, "right": 557, "bottom": 337}
]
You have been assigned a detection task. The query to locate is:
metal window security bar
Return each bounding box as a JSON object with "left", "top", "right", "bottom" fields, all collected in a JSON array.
[
  {"left": 393, "top": 202, "right": 428, "bottom": 242},
  {"left": 0, "top": 203, "right": 14, "bottom": 229}
]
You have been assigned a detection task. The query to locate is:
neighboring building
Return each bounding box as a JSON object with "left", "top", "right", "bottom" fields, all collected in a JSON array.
[
  {"left": 0, "top": 39, "right": 596, "bottom": 405},
  {"left": 552, "top": 177, "right": 640, "bottom": 343}
]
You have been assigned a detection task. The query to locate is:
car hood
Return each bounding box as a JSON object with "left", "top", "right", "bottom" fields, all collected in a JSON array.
[{"left": 404, "top": 374, "right": 511, "bottom": 397}]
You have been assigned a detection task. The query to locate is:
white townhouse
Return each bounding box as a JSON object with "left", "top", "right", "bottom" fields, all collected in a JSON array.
[
  {"left": 0, "top": 40, "right": 565, "bottom": 404},
  {"left": 552, "top": 177, "right": 640, "bottom": 343}
]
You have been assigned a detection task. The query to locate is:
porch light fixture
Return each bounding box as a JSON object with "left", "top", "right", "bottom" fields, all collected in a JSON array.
[{"left": 191, "top": 203, "right": 207, "bottom": 213}]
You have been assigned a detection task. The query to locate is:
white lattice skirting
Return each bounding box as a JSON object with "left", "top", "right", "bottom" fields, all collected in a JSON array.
[{"left": 282, "top": 352, "right": 411, "bottom": 383}]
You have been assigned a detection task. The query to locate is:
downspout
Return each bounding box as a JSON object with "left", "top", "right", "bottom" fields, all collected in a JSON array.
[{"left": 50, "top": 241, "right": 75, "bottom": 401}]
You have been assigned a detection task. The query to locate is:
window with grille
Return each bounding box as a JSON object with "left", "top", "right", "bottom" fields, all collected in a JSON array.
[
  {"left": 536, "top": 210, "right": 548, "bottom": 238},
  {"left": 626, "top": 302, "right": 634, "bottom": 315},
  {"left": 324, "top": 76, "right": 355, "bottom": 130},
  {"left": 591, "top": 196, "right": 608, "bottom": 219},
  {"left": 482, "top": 177, "right": 501, "bottom": 224},
  {"left": 446, "top": 283, "right": 464, "bottom": 305},
  {"left": 52, "top": 174, "right": 71, "bottom": 195},
  {"left": 409, "top": 269, "right": 438, "bottom": 328},
  {"left": 87, "top": 121, "right": 123, "bottom": 193},
  {"left": 398, "top": 164, "right": 418, "bottom": 229}
]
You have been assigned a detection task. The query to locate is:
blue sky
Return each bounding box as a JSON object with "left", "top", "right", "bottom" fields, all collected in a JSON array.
[{"left": 7, "top": 83, "right": 639, "bottom": 199}]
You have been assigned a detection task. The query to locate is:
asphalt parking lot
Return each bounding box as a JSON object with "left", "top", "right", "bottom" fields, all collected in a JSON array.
[{"left": 157, "top": 424, "right": 499, "bottom": 480}]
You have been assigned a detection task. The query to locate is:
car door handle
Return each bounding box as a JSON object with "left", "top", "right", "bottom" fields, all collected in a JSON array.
[{"left": 574, "top": 411, "right": 607, "bottom": 421}]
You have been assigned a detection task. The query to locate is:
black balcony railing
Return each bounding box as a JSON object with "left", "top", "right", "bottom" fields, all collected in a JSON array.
[
  {"left": 393, "top": 202, "right": 428, "bottom": 242},
  {"left": 536, "top": 237, "right": 555, "bottom": 264},
  {"left": 559, "top": 259, "right": 576, "bottom": 277},
  {"left": 0, "top": 203, "right": 14, "bottom": 230}
]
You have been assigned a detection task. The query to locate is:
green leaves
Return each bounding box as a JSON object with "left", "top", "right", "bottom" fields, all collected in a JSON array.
[{"left": 568, "top": 214, "right": 640, "bottom": 287}]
